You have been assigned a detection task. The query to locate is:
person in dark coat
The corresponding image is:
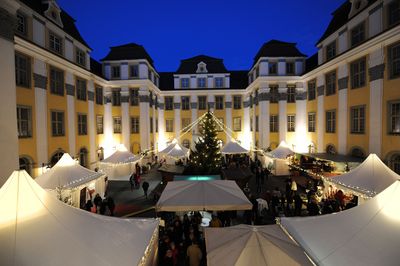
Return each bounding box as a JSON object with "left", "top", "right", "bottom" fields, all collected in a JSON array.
[
  {"left": 107, "top": 196, "right": 115, "bottom": 216},
  {"left": 294, "top": 193, "right": 303, "bottom": 216},
  {"left": 84, "top": 199, "right": 93, "bottom": 212},
  {"left": 93, "top": 193, "right": 102, "bottom": 213},
  {"left": 142, "top": 181, "right": 150, "bottom": 199},
  {"left": 100, "top": 198, "right": 108, "bottom": 215},
  {"left": 129, "top": 173, "right": 135, "bottom": 191}
]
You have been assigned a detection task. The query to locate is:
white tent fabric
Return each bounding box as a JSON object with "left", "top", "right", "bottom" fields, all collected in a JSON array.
[
  {"left": 159, "top": 143, "right": 189, "bottom": 158},
  {"left": 99, "top": 149, "right": 142, "bottom": 181},
  {"left": 0, "top": 170, "right": 159, "bottom": 266},
  {"left": 327, "top": 153, "right": 399, "bottom": 197},
  {"left": 156, "top": 180, "right": 252, "bottom": 212},
  {"left": 35, "top": 153, "right": 103, "bottom": 189},
  {"left": 221, "top": 141, "right": 249, "bottom": 154},
  {"left": 205, "top": 224, "right": 312, "bottom": 266},
  {"left": 280, "top": 180, "right": 400, "bottom": 266},
  {"left": 101, "top": 150, "right": 141, "bottom": 164},
  {"left": 268, "top": 141, "right": 294, "bottom": 159}
]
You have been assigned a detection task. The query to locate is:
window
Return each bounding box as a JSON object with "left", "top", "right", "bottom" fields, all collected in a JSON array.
[
  {"left": 76, "top": 78, "right": 87, "bottom": 101},
  {"left": 215, "top": 77, "right": 224, "bottom": 88},
  {"left": 270, "top": 115, "right": 278, "bottom": 132},
  {"left": 388, "top": 101, "right": 400, "bottom": 134},
  {"left": 197, "top": 77, "right": 207, "bottom": 88},
  {"left": 131, "top": 117, "right": 140, "bottom": 133},
  {"left": 233, "top": 95, "right": 242, "bottom": 109},
  {"left": 389, "top": 42, "right": 400, "bottom": 79},
  {"left": 96, "top": 115, "right": 103, "bottom": 134},
  {"left": 350, "top": 106, "right": 365, "bottom": 134},
  {"left": 129, "top": 65, "right": 139, "bottom": 78},
  {"left": 79, "top": 148, "right": 88, "bottom": 168},
  {"left": 49, "top": 32, "right": 62, "bottom": 54},
  {"left": 76, "top": 48, "right": 86, "bottom": 66},
  {"left": 286, "top": 62, "right": 295, "bottom": 75},
  {"left": 325, "top": 71, "right": 336, "bottom": 96},
  {"left": 198, "top": 96, "right": 207, "bottom": 110},
  {"left": 308, "top": 80, "right": 316, "bottom": 100},
  {"left": 287, "top": 115, "right": 295, "bottom": 132},
  {"left": 255, "top": 116, "right": 259, "bottom": 132},
  {"left": 287, "top": 86, "right": 296, "bottom": 103},
  {"left": 150, "top": 117, "right": 153, "bottom": 133},
  {"left": 270, "top": 86, "right": 279, "bottom": 103},
  {"left": 388, "top": 0, "right": 400, "bottom": 27},
  {"left": 182, "top": 118, "right": 191, "bottom": 130},
  {"left": 269, "top": 62, "right": 277, "bottom": 75},
  {"left": 326, "top": 41, "right": 336, "bottom": 60},
  {"left": 130, "top": 89, "right": 139, "bottom": 106},
  {"left": 15, "top": 53, "right": 31, "bottom": 88},
  {"left": 50, "top": 151, "right": 64, "bottom": 167},
  {"left": 350, "top": 23, "right": 365, "bottom": 47},
  {"left": 17, "top": 106, "right": 32, "bottom": 138},
  {"left": 181, "top": 78, "right": 189, "bottom": 88},
  {"left": 113, "top": 117, "right": 122, "bottom": 133},
  {"left": 77, "top": 114, "right": 87, "bottom": 135},
  {"left": 233, "top": 117, "right": 241, "bottom": 131},
  {"left": 308, "top": 112, "right": 316, "bottom": 132},
  {"left": 389, "top": 154, "right": 400, "bottom": 174},
  {"left": 112, "top": 89, "right": 121, "bottom": 106},
  {"left": 51, "top": 111, "right": 65, "bottom": 136},
  {"left": 350, "top": 57, "right": 366, "bottom": 89},
  {"left": 326, "top": 110, "right": 336, "bottom": 133},
  {"left": 111, "top": 66, "right": 120, "bottom": 79},
  {"left": 19, "top": 157, "right": 31, "bottom": 175},
  {"left": 16, "top": 13, "right": 27, "bottom": 36},
  {"left": 181, "top": 96, "right": 190, "bottom": 110},
  {"left": 50, "top": 67, "right": 64, "bottom": 95},
  {"left": 165, "top": 96, "right": 173, "bottom": 110},
  {"left": 95, "top": 87, "right": 103, "bottom": 105},
  {"left": 215, "top": 96, "right": 224, "bottom": 110},
  {"left": 166, "top": 119, "right": 174, "bottom": 132}
]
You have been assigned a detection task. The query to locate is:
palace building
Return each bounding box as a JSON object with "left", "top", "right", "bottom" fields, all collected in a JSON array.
[{"left": 0, "top": 0, "right": 399, "bottom": 182}]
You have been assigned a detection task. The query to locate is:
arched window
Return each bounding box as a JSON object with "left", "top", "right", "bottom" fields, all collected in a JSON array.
[
  {"left": 50, "top": 151, "right": 64, "bottom": 167},
  {"left": 19, "top": 157, "right": 32, "bottom": 175},
  {"left": 351, "top": 147, "right": 365, "bottom": 158},
  {"left": 79, "top": 147, "right": 88, "bottom": 168},
  {"left": 182, "top": 139, "right": 190, "bottom": 148},
  {"left": 389, "top": 154, "right": 400, "bottom": 175},
  {"left": 326, "top": 144, "right": 336, "bottom": 155}
]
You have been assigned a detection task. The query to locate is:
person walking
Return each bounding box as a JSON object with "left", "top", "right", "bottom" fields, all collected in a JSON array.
[
  {"left": 186, "top": 240, "right": 202, "bottom": 266},
  {"left": 142, "top": 181, "right": 150, "bottom": 199},
  {"left": 93, "top": 193, "right": 102, "bottom": 213},
  {"left": 107, "top": 196, "right": 115, "bottom": 216},
  {"left": 129, "top": 173, "right": 135, "bottom": 191}
]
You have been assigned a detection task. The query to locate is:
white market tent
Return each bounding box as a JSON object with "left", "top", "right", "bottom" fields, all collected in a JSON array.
[
  {"left": 205, "top": 224, "right": 312, "bottom": 266},
  {"left": 280, "top": 179, "right": 400, "bottom": 266},
  {"left": 326, "top": 153, "right": 399, "bottom": 198},
  {"left": 221, "top": 141, "right": 249, "bottom": 154},
  {"left": 0, "top": 170, "right": 159, "bottom": 266},
  {"left": 155, "top": 180, "right": 252, "bottom": 212},
  {"left": 263, "top": 141, "right": 294, "bottom": 176},
  {"left": 99, "top": 146, "right": 142, "bottom": 181},
  {"left": 159, "top": 142, "right": 189, "bottom": 160},
  {"left": 35, "top": 153, "right": 105, "bottom": 207}
]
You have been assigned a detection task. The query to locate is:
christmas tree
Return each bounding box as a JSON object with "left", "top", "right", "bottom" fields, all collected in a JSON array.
[{"left": 187, "top": 111, "right": 223, "bottom": 174}]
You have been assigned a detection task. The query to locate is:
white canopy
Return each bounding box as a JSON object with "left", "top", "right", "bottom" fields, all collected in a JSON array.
[
  {"left": 35, "top": 153, "right": 103, "bottom": 189},
  {"left": 221, "top": 141, "right": 249, "bottom": 154},
  {"left": 101, "top": 149, "right": 141, "bottom": 164},
  {"left": 155, "top": 180, "right": 252, "bottom": 212},
  {"left": 159, "top": 142, "right": 189, "bottom": 158},
  {"left": 268, "top": 141, "right": 294, "bottom": 159},
  {"left": 280, "top": 179, "right": 400, "bottom": 266},
  {"left": 0, "top": 170, "right": 159, "bottom": 266},
  {"left": 327, "top": 153, "right": 399, "bottom": 197},
  {"left": 205, "top": 224, "right": 312, "bottom": 266}
]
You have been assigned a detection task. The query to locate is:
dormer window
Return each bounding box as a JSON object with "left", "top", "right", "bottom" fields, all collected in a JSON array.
[
  {"left": 326, "top": 41, "right": 336, "bottom": 60},
  {"left": 49, "top": 32, "right": 63, "bottom": 54},
  {"left": 76, "top": 48, "right": 86, "bottom": 66},
  {"left": 351, "top": 22, "right": 365, "bottom": 48},
  {"left": 44, "top": 0, "right": 64, "bottom": 27},
  {"left": 16, "top": 12, "right": 27, "bottom": 36},
  {"left": 196, "top": 62, "right": 208, "bottom": 73},
  {"left": 269, "top": 62, "right": 277, "bottom": 75},
  {"left": 111, "top": 66, "right": 120, "bottom": 79},
  {"left": 388, "top": 0, "right": 400, "bottom": 27}
]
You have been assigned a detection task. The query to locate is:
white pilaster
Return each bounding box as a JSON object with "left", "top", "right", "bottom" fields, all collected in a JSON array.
[
  {"left": 243, "top": 95, "right": 251, "bottom": 149},
  {"left": 278, "top": 86, "right": 288, "bottom": 142},
  {"left": 369, "top": 5, "right": 383, "bottom": 38},
  {"left": 295, "top": 83, "right": 307, "bottom": 152},
  {"left": 191, "top": 94, "right": 198, "bottom": 135},
  {"left": 259, "top": 61, "right": 268, "bottom": 76},
  {"left": 259, "top": 86, "right": 270, "bottom": 149},
  {"left": 317, "top": 75, "right": 325, "bottom": 153},
  {"left": 208, "top": 94, "right": 215, "bottom": 112},
  {"left": 225, "top": 94, "right": 232, "bottom": 140},
  {"left": 139, "top": 87, "right": 150, "bottom": 151},
  {"left": 139, "top": 63, "right": 149, "bottom": 79},
  {"left": 174, "top": 95, "right": 181, "bottom": 139},
  {"left": 65, "top": 72, "right": 76, "bottom": 156},
  {"left": 121, "top": 87, "right": 130, "bottom": 150},
  {"left": 338, "top": 64, "right": 348, "bottom": 155},
  {"left": 278, "top": 60, "right": 286, "bottom": 76},
  {"left": 121, "top": 63, "right": 129, "bottom": 80},
  {"left": 157, "top": 96, "right": 166, "bottom": 151},
  {"left": 103, "top": 87, "right": 113, "bottom": 157},
  {"left": 32, "top": 16, "right": 45, "bottom": 47},
  {"left": 251, "top": 93, "right": 256, "bottom": 147},
  {"left": 152, "top": 94, "right": 157, "bottom": 150},
  {"left": 88, "top": 81, "right": 96, "bottom": 166}
]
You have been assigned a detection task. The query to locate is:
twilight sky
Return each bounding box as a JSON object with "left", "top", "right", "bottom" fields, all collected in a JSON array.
[{"left": 58, "top": 0, "right": 345, "bottom": 71}]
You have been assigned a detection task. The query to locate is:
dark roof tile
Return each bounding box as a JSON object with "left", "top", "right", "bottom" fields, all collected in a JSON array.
[
  {"left": 253, "top": 40, "right": 307, "bottom": 65},
  {"left": 100, "top": 43, "right": 154, "bottom": 66},
  {"left": 176, "top": 55, "right": 228, "bottom": 74},
  {"left": 90, "top": 58, "right": 105, "bottom": 79}
]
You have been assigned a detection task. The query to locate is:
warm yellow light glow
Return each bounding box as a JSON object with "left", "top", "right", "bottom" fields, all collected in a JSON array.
[
  {"left": 56, "top": 153, "right": 77, "bottom": 167},
  {"left": 378, "top": 181, "right": 400, "bottom": 222},
  {"left": 116, "top": 144, "right": 128, "bottom": 152}
]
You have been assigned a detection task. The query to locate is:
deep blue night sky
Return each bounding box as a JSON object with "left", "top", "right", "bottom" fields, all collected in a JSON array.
[{"left": 58, "top": 0, "right": 345, "bottom": 71}]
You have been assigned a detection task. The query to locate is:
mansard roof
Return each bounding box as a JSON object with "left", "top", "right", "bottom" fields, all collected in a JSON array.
[
  {"left": 176, "top": 55, "right": 229, "bottom": 74},
  {"left": 19, "top": 0, "right": 90, "bottom": 49},
  {"left": 305, "top": 53, "right": 318, "bottom": 73},
  {"left": 316, "top": 0, "right": 377, "bottom": 45},
  {"left": 253, "top": 40, "right": 307, "bottom": 64},
  {"left": 100, "top": 43, "right": 154, "bottom": 66},
  {"left": 90, "top": 58, "right": 105, "bottom": 79}
]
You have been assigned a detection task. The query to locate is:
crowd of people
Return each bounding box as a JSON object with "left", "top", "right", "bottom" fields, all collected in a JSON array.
[{"left": 83, "top": 193, "right": 116, "bottom": 216}]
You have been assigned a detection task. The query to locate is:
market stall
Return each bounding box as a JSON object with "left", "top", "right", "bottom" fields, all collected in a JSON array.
[
  {"left": 263, "top": 141, "right": 294, "bottom": 176},
  {"left": 0, "top": 170, "right": 159, "bottom": 266},
  {"left": 99, "top": 145, "right": 142, "bottom": 181},
  {"left": 205, "top": 224, "right": 312, "bottom": 266},
  {"left": 35, "top": 153, "right": 105, "bottom": 208},
  {"left": 155, "top": 180, "right": 252, "bottom": 212},
  {"left": 280, "top": 179, "right": 400, "bottom": 266},
  {"left": 158, "top": 141, "right": 190, "bottom": 165}
]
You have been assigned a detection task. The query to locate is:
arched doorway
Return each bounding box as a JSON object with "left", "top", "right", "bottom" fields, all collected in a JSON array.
[
  {"left": 326, "top": 144, "right": 336, "bottom": 155},
  {"left": 19, "top": 156, "right": 33, "bottom": 175},
  {"left": 79, "top": 147, "right": 88, "bottom": 168},
  {"left": 131, "top": 142, "right": 140, "bottom": 154},
  {"left": 50, "top": 150, "right": 64, "bottom": 167},
  {"left": 350, "top": 147, "right": 365, "bottom": 158},
  {"left": 388, "top": 153, "right": 400, "bottom": 174}
]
